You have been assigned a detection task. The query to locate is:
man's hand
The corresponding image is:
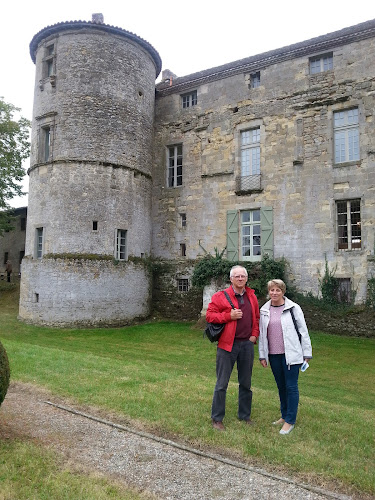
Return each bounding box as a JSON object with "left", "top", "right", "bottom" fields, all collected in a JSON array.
[{"left": 230, "top": 308, "right": 243, "bottom": 320}]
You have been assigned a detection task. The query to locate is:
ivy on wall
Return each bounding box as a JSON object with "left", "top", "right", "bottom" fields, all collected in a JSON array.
[{"left": 192, "top": 253, "right": 287, "bottom": 298}]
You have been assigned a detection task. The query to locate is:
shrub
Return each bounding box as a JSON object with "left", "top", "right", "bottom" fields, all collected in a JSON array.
[
  {"left": 318, "top": 257, "right": 339, "bottom": 305},
  {"left": 367, "top": 277, "right": 375, "bottom": 310},
  {"left": 192, "top": 252, "right": 286, "bottom": 298},
  {"left": 0, "top": 340, "right": 10, "bottom": 407}
]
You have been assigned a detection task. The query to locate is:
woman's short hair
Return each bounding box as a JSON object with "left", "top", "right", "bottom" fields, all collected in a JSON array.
[{"left": 267, "top": 279, "right": 286, "bottom": 294}]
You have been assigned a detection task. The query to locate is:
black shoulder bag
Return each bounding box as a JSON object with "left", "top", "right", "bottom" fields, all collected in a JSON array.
[
  {"left": 290, "top": 307, "right": 301, "bottom": 344},
  {"left": 204, "top": 291, "right": 236, "bottom": 343}
]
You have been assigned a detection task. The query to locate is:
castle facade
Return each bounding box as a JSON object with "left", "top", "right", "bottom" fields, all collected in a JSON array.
[{"left": 17, "top": 15, "right": 375, "bottom": 325}]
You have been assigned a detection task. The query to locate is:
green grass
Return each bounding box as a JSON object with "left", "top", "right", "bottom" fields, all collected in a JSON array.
[
  {"left": 0, "top": 439, "right": 150, "bottom": 500},
  {"left": 1, "top": 283, "right": 374, "bottom": 497}
]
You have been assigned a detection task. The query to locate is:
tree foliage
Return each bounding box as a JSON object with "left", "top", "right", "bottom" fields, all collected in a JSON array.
[{"left": 0, "top": 97, "right": 30, "bottom": 234}]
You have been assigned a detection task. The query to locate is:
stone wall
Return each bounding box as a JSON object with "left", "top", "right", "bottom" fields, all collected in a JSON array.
[
  {"left": 19, "top": 257, "right": 151, "bottom": 327},
  {"left": 151, "top": 260, "right": 202, "bottom": 320},
  {"left": 153, "top": 35, "right": 375, "bottom": 304}
]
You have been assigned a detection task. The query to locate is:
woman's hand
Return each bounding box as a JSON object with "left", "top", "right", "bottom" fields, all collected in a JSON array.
[{"left": 260, "top": 359, "right": 267, "bottom": 368}]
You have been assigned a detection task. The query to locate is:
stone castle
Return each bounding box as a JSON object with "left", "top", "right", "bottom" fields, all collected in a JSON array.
[{"left": 10, "top": 13, "right": 375, "bottom": 326}]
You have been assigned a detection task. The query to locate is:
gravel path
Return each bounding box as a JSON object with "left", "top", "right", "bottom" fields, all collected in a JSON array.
[{"left": 1, "top": 382, "right": 352, "bottom": 500}]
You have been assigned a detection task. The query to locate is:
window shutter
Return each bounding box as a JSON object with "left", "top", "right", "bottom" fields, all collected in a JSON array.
[
  {"left": 227, "top": 210, "right": 239, "bottom": 262},
  {"left": 260, "top": 207, "right": 273, "bottom": 258}
]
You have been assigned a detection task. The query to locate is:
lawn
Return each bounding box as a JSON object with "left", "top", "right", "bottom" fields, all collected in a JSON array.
[{"left": 1, "top": 283, "right": 374, "bottom": 497}]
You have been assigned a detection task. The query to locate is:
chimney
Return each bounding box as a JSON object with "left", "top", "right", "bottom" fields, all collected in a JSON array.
[{"left": 92, "top": 13, "right": 104, "bottom": 24}]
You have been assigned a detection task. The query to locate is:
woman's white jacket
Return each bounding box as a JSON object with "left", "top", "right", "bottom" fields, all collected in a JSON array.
[{"left": 259, "top": 297, "right": 312, "bottom": 366}]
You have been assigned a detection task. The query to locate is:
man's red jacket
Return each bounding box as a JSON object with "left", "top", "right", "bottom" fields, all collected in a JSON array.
[{"left": 206, "top": 285, "right": 260, "bottom": 352}]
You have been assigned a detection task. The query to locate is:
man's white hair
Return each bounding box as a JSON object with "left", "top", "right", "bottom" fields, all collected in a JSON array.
[{"left": 229, "top": 265, "right": 248, "bottom": 278}]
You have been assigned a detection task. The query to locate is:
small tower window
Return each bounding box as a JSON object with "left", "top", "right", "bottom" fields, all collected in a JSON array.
[
  {"left": 92, "top": 221, "right": 98, "bottom": 231},
  {"left": 180, "top": 243, "right": 186, "bottom": 257},
  {"left": 180, "top": 213, "right": 187, "bottom": 227}
]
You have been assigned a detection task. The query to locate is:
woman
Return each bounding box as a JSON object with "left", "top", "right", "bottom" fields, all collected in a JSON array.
[{"left": 259, "top": 279, "right": 312, "bottom": 435}]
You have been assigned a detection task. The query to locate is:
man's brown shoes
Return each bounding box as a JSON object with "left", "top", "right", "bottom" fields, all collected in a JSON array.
[
  {"left": 212, "top": 419, "right": 225, "bottom": 431},
  {"left": 243, "top": 419, "right": 254, "bottom": 425}
]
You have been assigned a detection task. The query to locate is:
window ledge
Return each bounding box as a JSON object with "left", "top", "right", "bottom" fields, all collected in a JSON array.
[
  {"left": 235, "top": 189, "right": 263, "bottom": 196},
  {"left": 333, "top": 160, "right": 361, "bottom": 168},
  {"left": 201, "top": 170, "right": 234, "bottom": 178}
]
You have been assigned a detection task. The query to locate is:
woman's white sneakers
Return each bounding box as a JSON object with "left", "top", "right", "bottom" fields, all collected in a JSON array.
[{"left": 280, "top": 424, "right": 295, "bottom": 435}]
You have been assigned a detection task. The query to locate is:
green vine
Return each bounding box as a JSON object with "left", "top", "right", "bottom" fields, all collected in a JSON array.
[
  {"left": 192, "top": 252, "right": 286, "bottom": 297},
  {"left": 318, "top": 256, "right": 339, "bottom": 304},
  {"left": 366, "top": 277, "right": 375, "bottom": 310}
]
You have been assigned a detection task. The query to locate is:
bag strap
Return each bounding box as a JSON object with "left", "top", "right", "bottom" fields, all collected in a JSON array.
[
  {"left": 223, "top": 291, "right": 235, "bottom": 309},
  {"left": 290, "top": 307, "right": 302, "bottom": 344}
]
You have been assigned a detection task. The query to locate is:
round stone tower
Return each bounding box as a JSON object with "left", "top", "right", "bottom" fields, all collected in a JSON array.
[{"left": 19, "top": 14, "right": 162, "bottom": 326}]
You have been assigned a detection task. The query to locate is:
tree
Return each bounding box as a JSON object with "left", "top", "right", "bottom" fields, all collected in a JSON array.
[{"left": 0, "top": 97, "right": 30, "bottom": 235}]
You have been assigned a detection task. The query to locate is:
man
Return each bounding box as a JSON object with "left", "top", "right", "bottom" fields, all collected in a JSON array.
[{"left": 206, "top": 265, "right": 260, "bottom": 430}]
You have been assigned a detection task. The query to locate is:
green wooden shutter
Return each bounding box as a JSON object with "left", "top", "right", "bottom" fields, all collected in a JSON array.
[
  {"left": 260, "top": 207, "right": 273, "bottom": 258},
  {"left": 227, "top": 210, "right": 239, "bottom": 262}
]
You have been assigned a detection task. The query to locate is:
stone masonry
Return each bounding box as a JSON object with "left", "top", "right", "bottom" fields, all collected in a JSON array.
[{"left": 14, "top": 16, "right": 375, "bottom": 326}]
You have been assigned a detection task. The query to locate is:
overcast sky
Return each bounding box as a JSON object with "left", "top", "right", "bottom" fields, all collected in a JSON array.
[{"left": 2, "top": 0, "right": 374, "bottom": 207}]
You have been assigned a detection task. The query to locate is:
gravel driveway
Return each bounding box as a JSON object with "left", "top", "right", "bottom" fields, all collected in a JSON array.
[{"left": 0, "top": 383, "right": 353, "bottom": 500}]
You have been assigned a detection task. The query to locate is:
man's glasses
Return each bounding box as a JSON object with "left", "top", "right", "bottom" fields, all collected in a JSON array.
[{"left": 233, "top": 275, "right": 247, "bottom": 279}]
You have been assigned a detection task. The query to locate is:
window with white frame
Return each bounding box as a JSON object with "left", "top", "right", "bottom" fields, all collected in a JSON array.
[
  {"left": 334, "top": 108, "right": 359, "bottom": 164},
  {"left": 181, "top": 90, "right": 197, "bottom": 108},
  {"left": 36, "top": 227, "right": 44, "bottom": 259},
  {"left": 116, "top": 229, "right": 127, "bottom": 260},
  {"left": 250, "top": 72, "right": 261, "bottom": 88},
  {"left": 227, "top": 207, "right": 273, "bottom": 262},
  {"left": 241, "top": 128, "right": 260, "bottom": 176},
  {"left": 240, "top": 210, "right": 261, "bottom": 261},
  {"left": 178, "top": 278, "right": 189, "bottom": 292},
  {"left": 336, "top": 199, "right": 361, "bottom": 250},
  {"left": 167, "top": 144, "right": 183, "bottom": 187},
  {"left": 309, "top": 52, "right": 333, "bottom": 74}
]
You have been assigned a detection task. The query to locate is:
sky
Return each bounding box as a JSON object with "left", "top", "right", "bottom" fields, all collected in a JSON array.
[{"left": 2, "top": 0, "right": 375, "bottom": 208}]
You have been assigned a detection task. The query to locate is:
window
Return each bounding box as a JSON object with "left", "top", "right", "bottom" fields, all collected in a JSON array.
[
  {"left": 19, "top": 250, "right": 25, "bottom": 264},
  {"left": 3, "top": 252, "right": 8, "bottom": 265},
  {"left": 92, "top": 221, "right": 98, "bottom": 231},
  {"left": 227, "top": 207, "right": 273, "bottom": 262},
  {"left": 36, "top": 228, "right": 44, "bottom": 259},
  {"left": 336, "top": 200, "right": 361, "bottom": 250},
  {"left": 116, "top": 229, "right": 127, "bottom": 260},
  {"left": 239, "top": 128, "right": 261, "bottom": 191},
  {"left": 178, "top": 279, "right": 189, "bottom": 292},
  {"left": 336, "top": 278, "right": 352, "bottom": 303},
  {"left": 41, "top": 126, "right": 51, "bottom": 162},
  {"left": 180, "top": 213, "right": 187, "bottom": 227},
  {"left": 167, "top": 145, "right": 183, "bottom": 187},
  {"left": 250, "top": 72, "right": 260, "bottom": 88},
  {"left": 309, "top": 52, "right": 333, "bottom": 74},
  {"left": 334, "top": 108, "right": 359, "bottom": 164},
  {"left": 241, "top": 210, "right": 261, "bottom": 260},
  {"left": 44, "top": 44, "right": 55, "bottom": 77},
  {"left": 181, "top": 90, "right": 197, "bottom": 108},
  {"left": 180, "top": 243, "right": 186, "bottom": 257},
  {"left": 20, "top": 217, "right": 26, "bottom": 231}
]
